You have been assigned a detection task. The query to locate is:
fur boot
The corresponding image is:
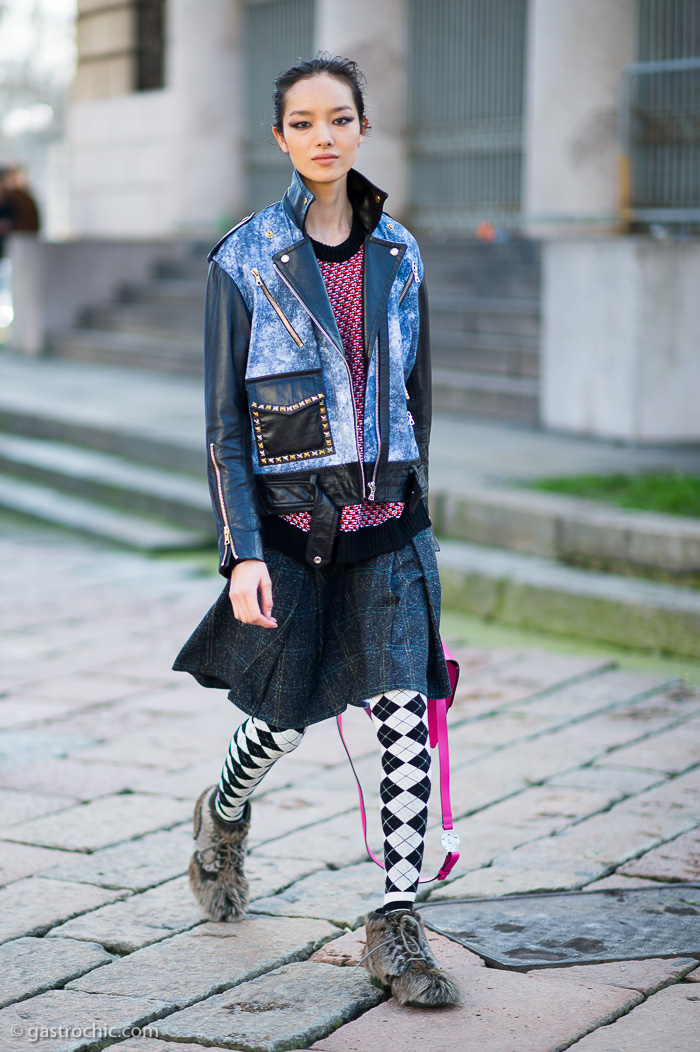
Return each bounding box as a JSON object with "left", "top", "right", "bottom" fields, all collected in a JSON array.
[
  {"left": 362, "top": 908, "right": 462, "bottom": 1007},
  {"left": 188, "top": 785, "right": 250, "bottom": 921}
]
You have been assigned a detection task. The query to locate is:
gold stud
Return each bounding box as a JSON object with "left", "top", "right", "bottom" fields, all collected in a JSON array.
[
  {"left": 265, "top": 231, "right": 273, "bottom": 238},
  {"left": 388, "top": 223, "right": 394, "bottom": 230}
]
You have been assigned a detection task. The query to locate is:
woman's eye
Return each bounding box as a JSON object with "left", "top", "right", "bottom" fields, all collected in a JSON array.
[
  {"left": 334, "top": 117, "right": 353, "bottom": 125},
  {"left": 290, "top": 121, "right": 311, "bottom": 129}
]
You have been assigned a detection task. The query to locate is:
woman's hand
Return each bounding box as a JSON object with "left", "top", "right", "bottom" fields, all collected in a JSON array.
[{"left": 228, "top": 559, "right": 278, "bottom": 628}]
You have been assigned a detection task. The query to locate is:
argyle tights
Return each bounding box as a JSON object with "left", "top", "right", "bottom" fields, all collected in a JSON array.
[{"left": 214, "top": 690, "right": 431, "bottom": 909}]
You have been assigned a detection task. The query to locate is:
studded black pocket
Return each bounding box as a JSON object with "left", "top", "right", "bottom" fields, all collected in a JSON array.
[{"left": 247, "top": 370, "right": 335, "bottom": 467}]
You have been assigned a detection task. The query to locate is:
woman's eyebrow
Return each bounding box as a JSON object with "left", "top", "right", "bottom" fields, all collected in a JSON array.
[{"left": 287, "top": 105, "right": 353, "bottom": 117}]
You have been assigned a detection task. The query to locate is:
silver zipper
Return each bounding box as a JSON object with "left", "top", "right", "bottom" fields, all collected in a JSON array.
[
  {"left": 398, "top": 270, "right": 414, "bottom": 305},
  {"left": 251, "top": 268, "right": 303, "bottom": 347},
  {"left": 369, "top": 337, "right": 381, "bottom": 500},
  {"left": 209, "top": 442, "right": 236, "bottom": 564},
  {"left": 273, "top": 262, "right": 367, "bottom": 497}
]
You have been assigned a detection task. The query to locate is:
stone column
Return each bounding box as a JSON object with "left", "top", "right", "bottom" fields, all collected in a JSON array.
[
  {"left": 523, "top": 0, "right": 637, "bottom": 237},
  {"left": 315, "top": 0, "right": 409, "bottom": 218},
  {"left": 168, "top": 0, "right": 246, "bottom": 236}
]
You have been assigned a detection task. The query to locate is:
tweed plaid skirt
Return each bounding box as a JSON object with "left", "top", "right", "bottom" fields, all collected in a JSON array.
[{"left": 172, "top": 527, "right": 451, "bottom": 729}]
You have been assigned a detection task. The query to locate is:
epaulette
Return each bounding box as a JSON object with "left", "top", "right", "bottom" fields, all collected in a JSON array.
[{"left": 207, "top": 211, "right": 257, "bottom": 261}]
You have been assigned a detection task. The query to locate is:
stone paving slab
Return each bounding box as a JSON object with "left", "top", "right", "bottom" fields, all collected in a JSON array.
[
  {"left": 0, "top": 756, "right": 161, "bottom": 799},
  {"left": 618, "top": 829, "right": 700, "bottom": 881},
  {"left": 71, "top": 721, "right": 232, "bottom": 769},
  {"left": 37, "top": 824, "right": 192, "bottom": 891},
  {"left": 544, "top": 764, "right": 664, "bottom": 797},
  {"left": 108, "top": 1042, "right": 237, "bottom": 1052},
  {"left": 156, "top": 961, "right": 385, "bottom": 1052},
  {"left": 132, "top": 757, "right": 324, "bottom": 801},
  {"left": 0, "top": 841, "right": 77, "bottom": 887},
  {"left": 523, "top": 956, "right": 698, "bottom": 995},
  {"left": 246, "top": 788, "right": 358, "bottom": 848},
  {"left": 0, "top": 937, "right": 112, "bottom": 1009},
  {"left": 595, "top": 721, "right": 700, "bottom": 775},
  {"left": 0, "top": 990, "right": 171, "bottom": 1052},
  {"left": 68, "top": 916, "right": 336, "bottom": 1008},
  {"left": 0, "top": 787, "right": 79, "bottom": 825},
  {"left": 48, "top": 876, "right": 204, "bottom": 953},
  {"left": 12, "top": 672, "right": 158, "bottom": 703},
  {"left": 0, "top": 877, "right": 125, "bottom": 945},
  {"left": 565, "top": 982, "right": 700, "bottom": 1052},
  {"left": 0, "top": 695, "right": 109, "bottom": 729},
  {"left": 311, "top": 950, "right": 642, "bottom": 1052},
  {"left": 615, "top": 764, "right": 700, "bottom": 821},
  {"left": 3, "top": 793, "right": 191, "bottom": 852},
  {"left": 518, "top": 668, "right": 675, "bottom": 720},
  {"left": 247, "top": 857, "right": 329, "bottom": 902},
  {"left": 250, "top": 812, "right": 372, "bottom": 869},
  {"left": 0, "top": 729, "right": 97, "bottom": 773},
  {"left": 250, "top": 862, "right": 384, "bottom": 928}
]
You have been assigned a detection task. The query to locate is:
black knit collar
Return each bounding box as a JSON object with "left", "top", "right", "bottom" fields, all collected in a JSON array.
[{"left": 309, "top": 210, "right": 365, "bottom": 263}]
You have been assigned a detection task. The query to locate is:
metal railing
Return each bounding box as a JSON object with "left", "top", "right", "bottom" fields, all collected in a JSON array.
[
  {"left": 619, "top": 56, "right": 700, "bottom": 226},
  {"left": 407, "top": 0, "right": 528, "bottom": 233}
]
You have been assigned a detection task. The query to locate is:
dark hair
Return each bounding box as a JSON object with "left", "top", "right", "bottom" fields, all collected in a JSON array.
[{"left": 273, "top": 53, "right": 367, "bottom": 133}]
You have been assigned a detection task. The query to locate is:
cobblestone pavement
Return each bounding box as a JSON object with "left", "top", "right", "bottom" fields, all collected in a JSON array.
[{"left": 1, "top": 518, "right": 699, "bottom": 1052}]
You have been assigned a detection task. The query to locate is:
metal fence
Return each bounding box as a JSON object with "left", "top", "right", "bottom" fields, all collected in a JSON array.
[
  {"left": 407, "top": 0, "right": 528, "bottom": 233},
  {"left": 619, "top": 1, "right": 700, "bottom": 225},
  {"left": 243, "top": 0, "right": 314, "bottom": 214}
]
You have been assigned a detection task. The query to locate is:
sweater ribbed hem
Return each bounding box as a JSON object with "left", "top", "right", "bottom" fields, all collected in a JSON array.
[{"left": 261, "top": 501, "right": 431, "bottom": 565}]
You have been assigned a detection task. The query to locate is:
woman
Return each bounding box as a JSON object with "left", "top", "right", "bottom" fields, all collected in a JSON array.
[{"left": 174, "top": 54, "right": 461, "bottom": 1008}]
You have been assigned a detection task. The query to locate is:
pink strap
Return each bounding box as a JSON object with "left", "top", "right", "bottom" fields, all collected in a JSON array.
[{"left": 338, "top": 642, "right": 460, "bottom": 883}]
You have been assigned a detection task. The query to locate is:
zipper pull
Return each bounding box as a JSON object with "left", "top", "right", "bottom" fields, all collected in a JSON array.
[
  {"left": 221, "top": 525, "right": 232, "bottom": 565},
  {"left": 251, "top": 268, "right": 262, "bottom": 286},
  {"left": 367, "top": 481, "right": 376, "bottom": 501}
]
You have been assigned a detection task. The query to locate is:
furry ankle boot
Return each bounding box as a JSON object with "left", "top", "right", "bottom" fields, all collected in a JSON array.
[
  {"left": 189, "top": 785, "right": 250, "bottom": 921},
  {"left": 363, "top": 908, "right": 462, "bottom": 1007}
]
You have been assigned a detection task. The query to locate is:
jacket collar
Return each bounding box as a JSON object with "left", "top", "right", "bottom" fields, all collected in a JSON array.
[{"left": 282, "top": 166, "right": 388, "bottom": 235}]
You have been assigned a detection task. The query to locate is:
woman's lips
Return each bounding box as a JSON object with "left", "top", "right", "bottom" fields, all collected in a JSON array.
[{"left": 313, "top": 155, "right": 338, "bottom": 165}]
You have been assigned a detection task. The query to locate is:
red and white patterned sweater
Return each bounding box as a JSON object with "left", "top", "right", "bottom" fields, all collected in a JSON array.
[{"left": 281, "top": 243, "right": 406, "bottom": 534}]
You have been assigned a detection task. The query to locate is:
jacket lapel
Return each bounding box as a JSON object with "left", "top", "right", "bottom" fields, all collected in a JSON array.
[
  {"left": 363, "top": 237, "right": 406, "bottom": 358},
  {"left": 273, "top": 240, "right": 343, "bottom": 354}
]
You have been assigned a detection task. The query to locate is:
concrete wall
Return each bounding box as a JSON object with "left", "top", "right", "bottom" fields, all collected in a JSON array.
[
  {"left": 7, "top": 235, "right": 191, "bottom": 356},
  {"left": 523, "top": 0, "right": 637, "bottom": 237},
  {"left": 68, "top": 0, "right": 245, "bottom": 238},
  {"left": 542, "top": 238, "right": 700, "bottom": 442}
]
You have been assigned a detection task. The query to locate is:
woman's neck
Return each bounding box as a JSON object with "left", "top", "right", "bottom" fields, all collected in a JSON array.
[{"left": 303, "top": 175, "right": 353, "bottom": 246}]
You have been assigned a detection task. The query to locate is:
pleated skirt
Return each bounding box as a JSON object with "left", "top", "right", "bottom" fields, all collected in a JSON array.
[{"left": 172, "top": 527, "right": 451, "bottom": 729}]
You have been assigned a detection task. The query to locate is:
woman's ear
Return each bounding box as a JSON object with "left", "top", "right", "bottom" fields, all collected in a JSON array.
[
  {"left": 359, "top": 116, "right": 369, "bottom": 144},
  {"left": 273, "top": 127, "right": 289, "bottom": 154}
]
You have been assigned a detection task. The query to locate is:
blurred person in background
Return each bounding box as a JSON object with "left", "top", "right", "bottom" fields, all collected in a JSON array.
[
  {"left": 174, "top": 53, "right": 461, "bottom": 1009},
  {"left": 2, "top": 166, "right": 41, "bottom": 235}
]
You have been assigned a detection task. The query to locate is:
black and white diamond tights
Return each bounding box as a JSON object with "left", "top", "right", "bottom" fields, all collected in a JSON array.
[
  {"left": 213, "top": 690, "right": 431, "bottom": 908},
  {"left": 214, "top": 716, "right": 304, "bottom": 823}
]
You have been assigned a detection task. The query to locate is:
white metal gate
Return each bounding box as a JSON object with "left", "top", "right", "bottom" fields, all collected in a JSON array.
[{"left": 407, "top": 0, "right": 528, "bottom": 232}]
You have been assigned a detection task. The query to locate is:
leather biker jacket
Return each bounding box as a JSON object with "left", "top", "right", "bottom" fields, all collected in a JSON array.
[{"left": 205, "top": 167, "right": 432, "bottom": 574}]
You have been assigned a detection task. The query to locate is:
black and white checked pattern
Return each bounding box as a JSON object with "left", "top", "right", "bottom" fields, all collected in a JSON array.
[
  {"left": 214, "top": 716, "right": 305, "bottom": 823},
  {"left": 370, "top": 689, "right": 431, "bottom": 907}
]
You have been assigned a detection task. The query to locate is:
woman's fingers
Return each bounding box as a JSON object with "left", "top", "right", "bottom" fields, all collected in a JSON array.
[{"left": 229, "top": 559, "right": 278, "bottom": 628}]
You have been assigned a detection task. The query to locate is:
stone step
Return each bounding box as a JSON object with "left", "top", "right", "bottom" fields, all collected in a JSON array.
[
  {"left": 82, "top": 303, "right": 203, "bottom": 341},
  {"left": 0, "top": 474, "right": 210, "bottom": 551},
  {"left": 437, "top": 538, "right": 700, "bottom": 659},
  {"left": 419, "top": 238, "right": 541, "bottom": 265},
  {"left": 432, "top": 368, "right": 540, "bottom": 424},
  {"left": 430, "top": 294, "right": 541, "bottom": 338},
  {"left": 0, "top": 404, "right": 204, "bottom": 475},
  {"left": 48, "top": 329, "right": 203, "bottom": 376},
  {"left": 121, "top": 278, "right": 204, "bottom": 306},
  {"left": 432, "top": 343, "right": 540, "bottom": 379},
  {"left": 0, "top": 433, "right": 213, "bottom": 531},
  {"left": 430, "top": 484, "right": 700, "bottom": 581}
]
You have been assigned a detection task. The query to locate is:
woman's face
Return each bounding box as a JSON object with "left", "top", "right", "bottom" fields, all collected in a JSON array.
[{"left": 273, "top": 73, "right": 366, "bottom": 189}]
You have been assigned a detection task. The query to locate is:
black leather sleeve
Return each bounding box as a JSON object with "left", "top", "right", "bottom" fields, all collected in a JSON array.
[
  {"left": 406, "top": 279, "right": 432, "bottom": 495},
  {"left": 204, "top": 260, "right": 264, "bottom": 575}
]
